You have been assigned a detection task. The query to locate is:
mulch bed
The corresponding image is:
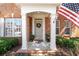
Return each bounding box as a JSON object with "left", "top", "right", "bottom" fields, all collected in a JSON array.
[{"left": 0, "top": 45, "right": 21, "bottom": 56}]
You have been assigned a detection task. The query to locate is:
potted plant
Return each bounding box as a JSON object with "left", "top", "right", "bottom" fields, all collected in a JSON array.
[
  {"left": 45, "top": 32, "right": 50, "bottom": 42},
  {"left": 30, "top": 34, "right": 35, "bottom": 42}
]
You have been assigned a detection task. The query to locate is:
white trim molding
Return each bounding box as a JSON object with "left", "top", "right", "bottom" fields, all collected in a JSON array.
[
  {"left": 43, "top": 17, "right": 45, "bottom": 42},
  {"left": 32, "top": 18, "right": 35, "bottom": 35},
  {"left": 21, "top": 4, "right": 57, "bottom": 51}
]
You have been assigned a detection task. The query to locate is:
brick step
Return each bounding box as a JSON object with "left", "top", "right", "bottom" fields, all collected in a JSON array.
[{"left": 16, "top": 50, "right": 57, "bottom": 56}]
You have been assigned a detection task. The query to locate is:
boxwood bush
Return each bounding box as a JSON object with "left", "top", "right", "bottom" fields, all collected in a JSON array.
[
  {"left": 0, "top": 37, "right": 18, "bottom": 54},
  {"left": 56, "top": 36, "right": 79, "bottom": 50}
]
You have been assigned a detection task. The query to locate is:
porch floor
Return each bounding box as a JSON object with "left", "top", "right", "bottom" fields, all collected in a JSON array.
[{"left": 28, "top": 42, "right": 50, "bottom": 50}]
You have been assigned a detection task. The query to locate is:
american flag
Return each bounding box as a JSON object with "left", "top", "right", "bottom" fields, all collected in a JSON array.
[{"left": 57, "top": 3, "right": 79, "bottom": 27}]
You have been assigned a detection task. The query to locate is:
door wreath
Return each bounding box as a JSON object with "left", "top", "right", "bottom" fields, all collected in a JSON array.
[{"left": 36, "top": 23, "right": 41, "bottom": 28}]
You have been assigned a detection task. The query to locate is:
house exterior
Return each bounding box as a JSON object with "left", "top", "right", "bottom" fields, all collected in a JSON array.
[{"left": 0, "top": 3, "right": 79, "bottom": 52}]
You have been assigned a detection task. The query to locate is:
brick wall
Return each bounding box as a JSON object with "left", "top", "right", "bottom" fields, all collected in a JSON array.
[
  {"left": 58, "top": 12, "right": 79, "bottom": 37},
  {"left": 0, "top": 3, "right": 21, "bottom": 18},
  {"left": 45, "top": 17, "right": 50, "bottom": 33},
  {"left": 28, "top": 16, "right": 32, "bottom": 41}
]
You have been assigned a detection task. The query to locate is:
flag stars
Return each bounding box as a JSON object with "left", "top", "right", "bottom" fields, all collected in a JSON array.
[{"left": 62, "top": 3, "right": 79, "bottom": 13}]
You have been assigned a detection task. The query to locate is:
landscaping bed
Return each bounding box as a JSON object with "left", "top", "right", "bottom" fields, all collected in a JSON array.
[
  {"left": 0, "top": 36, "right": 79, "bottom": 56},
  {"left": 56, "top": 36, "right": 79, "bottom": 56},
  {"left": 0, "top": 37, "right": 18, "bottom": 55}
]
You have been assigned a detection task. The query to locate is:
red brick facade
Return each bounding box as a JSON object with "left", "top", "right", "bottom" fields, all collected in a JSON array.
[
  {"left": 45, "top": 17, "right": 50, "bottom": 33},
  {"left": 0, "top": 3, "right": 79, "bottom": 38},
  {"left": 0, "top": 3, "right": 21, "bottom": 18}
]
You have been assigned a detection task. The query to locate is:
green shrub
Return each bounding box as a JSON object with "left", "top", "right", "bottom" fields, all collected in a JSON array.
[
  {"left": 63, "top": 39, "right": 75, "bottom": 49},
  {"left": 0, "top": 37, "right": 18, "bottom": 54},
  {"left": 56, "top": 36, "right": 79, "bottom": 55},
  {"left": 56, "top": 36, "right": 79, "bottom": 50},
  {"left": 70, "top": 38, "right": 79, "bottom": 50},
  {"left": 56, "top": 36, "right": 65, "bottom": 47}
]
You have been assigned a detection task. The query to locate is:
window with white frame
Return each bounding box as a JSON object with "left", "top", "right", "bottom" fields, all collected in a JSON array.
[
  {"left": 4, "top": 19, "right": 13, "bottom": 37},
  {"left": 14, "top": 19, "right": 22, "bottom": 37},
  {"left": 4, "top": 18, "right": 22, "bottom": 37},
  {"left": 64, "top": 20, "right": 71, "bottom": 35},
  {"left": 56, "top": 19, "right": 60, "bottom": 35}
]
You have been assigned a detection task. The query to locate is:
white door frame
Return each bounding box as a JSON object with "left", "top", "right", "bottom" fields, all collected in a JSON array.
[
  {"left": 32, "top": 18, "right": 35, "bottom": 35},
  {"left": 32, "top": 18, "right": 45, "bottom": 41},
  {"left": 43, "top": 17, "right": 45, "bottom": 42}
]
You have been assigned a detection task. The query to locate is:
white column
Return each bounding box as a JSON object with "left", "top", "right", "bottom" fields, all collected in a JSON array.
[
  {"left": 50, "top": 14, "right": 57, "bottom": 50},
  {"left": 32, "top": 18, "right": 35, "bottom": 35},
  {"left": 43, "top": 18, "right": 45, "bottom": 42},
  {"left": 21, "top": 13, "right": 28, "bottom": 50}
]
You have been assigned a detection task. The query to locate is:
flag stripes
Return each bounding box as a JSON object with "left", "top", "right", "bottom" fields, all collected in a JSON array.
[{"left": 57, "top": 4, "right": 79, "bottom": 27}]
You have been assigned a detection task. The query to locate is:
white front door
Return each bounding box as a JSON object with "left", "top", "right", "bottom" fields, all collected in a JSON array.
[{"left": 35, "top": 19, "right": 43, "bottom": 40}]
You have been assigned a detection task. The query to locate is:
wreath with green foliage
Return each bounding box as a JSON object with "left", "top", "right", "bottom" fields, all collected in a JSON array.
[{"left": 36, "top": 23, "right": 41, "bottom": 28}]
